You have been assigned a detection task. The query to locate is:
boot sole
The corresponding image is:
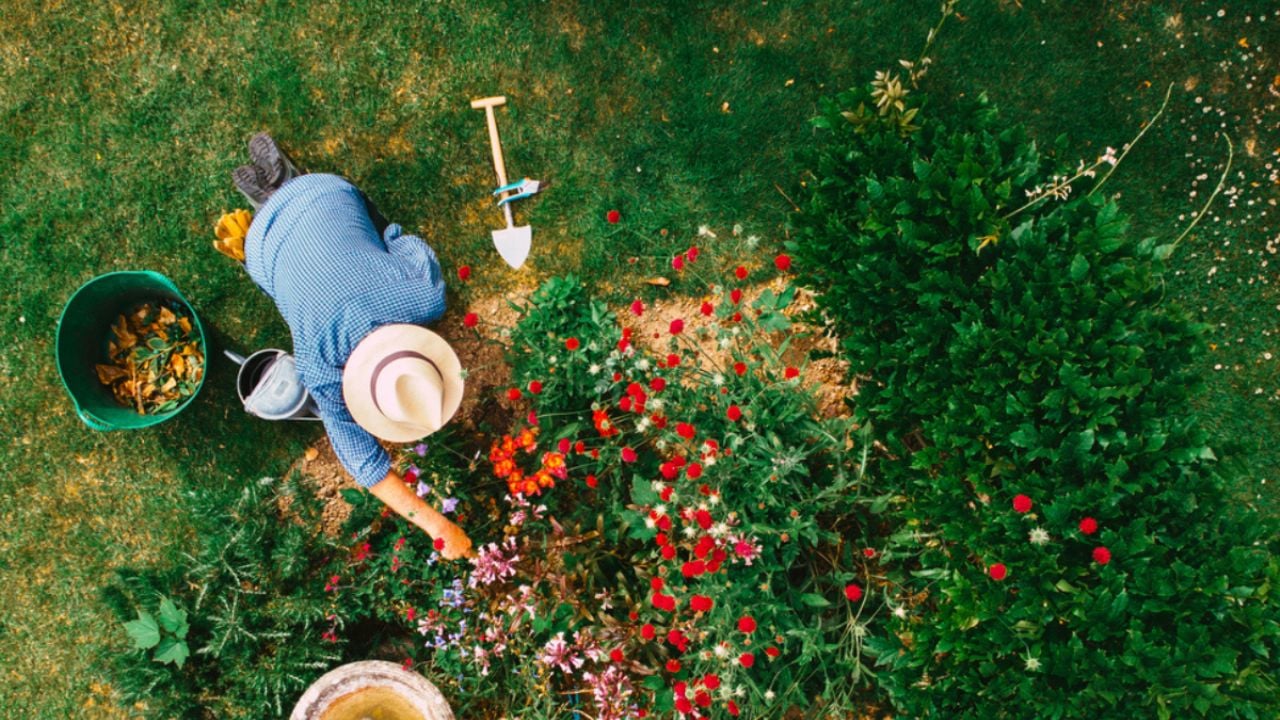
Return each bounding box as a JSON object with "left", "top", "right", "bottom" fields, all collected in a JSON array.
[{"left": 248, "top": 133, "right": 301, "bottom": 188}]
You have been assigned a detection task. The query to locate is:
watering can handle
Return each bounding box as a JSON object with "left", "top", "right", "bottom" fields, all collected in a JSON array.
[
  {"left": 224, "top": 350, "right": 246, "bottom": 366},
  {"left": 77, "top": 408, "right": 113, "bottom": 431}
]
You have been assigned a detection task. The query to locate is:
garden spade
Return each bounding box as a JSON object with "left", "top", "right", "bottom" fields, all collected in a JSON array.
[{"left": 471, "top": 96, "right": 541, "bottom": 269}]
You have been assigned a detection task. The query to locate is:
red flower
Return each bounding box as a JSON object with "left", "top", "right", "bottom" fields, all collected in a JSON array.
[
  {"left": 764, "top": 646, "right": 780, "bottom": 658},
  {"left": 1012, "top": 494, "right": 1033, "bottom": 513},
  {"left": 565, "top": 337, "right": 580, "bottom": 350},
  {"left": 652, "top": 593, "right": 676, "bottom": 612},
  {"left": 739, "top": 652, "right": 755, "bottom": 668},
  {"left": 988, "top": 563, "right": 1008, "bottom": 581},
  {"left": 733, "top": 361, "right": 746, "bottom": 376},
  {"left": 667, "top": 629, "right": 689, "bottom": 651},
  {"left": 686, "top": 246, "right": 699, "bottom": 262},
  {"left": 457, "top": 265, "right": 472, "bottom": 281},
  {"left": 621, "top": 447, "right": 638, "bottom": 463},
  {"left": 670, "top": 318, "right": 685, "bottom": 335},
  {"left": 463, "top": 312, "right": 478, "bottom": 328},
  {"left": 863, "top": 547, "right": 877, "bottom": 558},
  {"left": 672, "top": 255, "right": 685, "bottom": 271},
  {"left": 694, "top": 690, "right": 712, "bottom": 708},
  {"left": 676, "top": 422, "right": 696, "bottom": 439},
  {"left": 737, "top": 616, "right": 757, "bottom": 634},
  {"left": 690, "top": 595, "right": 713, "bottom": 612},
  {"left": 585, "top": 474, "right": 598, "bottom": 488},
  {"left": 650, "top": 576, "right": 665, "bottom": 591},
  {"left": 694, "top": 536, "right": 715, "bottom": 558},
  {"left": 774, "top": 253, "right": 792, "bottom": 271},
  {"left": 528, "top": 380, "right": 543, "bottom": 395},
  {"left": 682, "top": 560, "right": 705, "bottom": 578},
  {"left": 666, "top": 659, "right": 682, "bottom": 674},
  {"left": 433, "top": 537, "right": 445, "bottom": 551},
  {"left": 1079, "top": 517, "right": 1098, "bottom": 535},
  {"left": 732, "top": 311, "right": 742, "bottom": 322},
  {"left": 630, "top": 299, "right": 644, "bottom": 316},
  {"left": 730, "top": 288, "right": 743, "bottom": 304},
  {"left": 610, "top": 648, "right": 625, "bottom": 663},
  {"left": 650, "top": 377, "right": 666, "bottom": 392},
  {"left": 700, "top": 301, "right": 714, "bottom": 316},
  {"left": 694, "top": 509, "right": 713, "bottom": 530},
  {"left": 734, "top": 265, "right": 748, "bottom": 280},
  {"left": 607, "top": 209, "right": 621, "bottom": 224},
  {"left": 641, "top": 623, "right": 656, "bottom": 640},
  {"left": 661, "top": 544, "right": 676, "bottom": 560},
  {"left": 675, "top": 697, "right": 693, "bottom": 714},
  {"left": 685, "top": 463, "right": 703, "bottom": 480},
  {"left": 727, "top": 700, "right": 740, "bottom": 717},
  {"left": 784, "top": 366, "right": 800, "bottom": 379},
  {"left": 703, "top": 673, "right": 720, "bottom": 690},
  {"left": 506, "top": 387, "right": 522, "bottom": 402},
  {"left": 667, "top": 353, "right": 681, "bottom": 367},
  {"left": 844, "top": 583, "right": 863, "bottom": 602},
  {"left": 727, "top": 405, "right": 742, "bottom": 421},
  {"left": 1093, "top": 546, "right": 1112, "bottom": 565}
]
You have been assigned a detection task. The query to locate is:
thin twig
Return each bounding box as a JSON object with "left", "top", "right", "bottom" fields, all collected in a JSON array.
[
  {"left": 1171, "top": 133, "right": 1234, "bottom": 251},
  {"left": 1088, "top": 82, "right": 1175, "bottom": 197},
  {"left": 774, "top": 182, "right": 800, "bottom": 212}
]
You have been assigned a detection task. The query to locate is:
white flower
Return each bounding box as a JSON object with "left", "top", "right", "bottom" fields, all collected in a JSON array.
[
  {"left": 1029, "top": 527, "right": 1051, "bottom": 545},
  {"left": 719, "top": 337, "right": 732, "bottom": 349},
  {"left": 853, "top": 623, "right": 868, "bottom": 638},
  {"left": 732, "top": 223, "right": 743, "bottom": 236},
  {"left": 683, "top": 525, "right": 698, "bottom": 538},
  {"left": 656, "top": 439, "right": 668, "bottom": 450},
  {"left": 644, "top": 517, "right": 656, "bottom": 529},
  {"left": 651, "top": 480, "right": 666, "bottom": 492},
  {"left": 548, "top": 355, "right": 558, "bottom": 365},
  {"left": 893, "top": 605, "right": 908, "bottom": 619},
  {"left": 636, "top": 418, "right": 651, "bottom": 432},
  {"left": 746, "top": 234, "right": 760, "bottom": 249},
  {"left": 635, "top": 358, "right": 650, "bottom": 371},
  {"left": 705, "top": 455, "right": 717, "bottom": 467},
  {"left": 711, "top": 522, "right": 730, "bottom": 537},
  {"left": 763, "top": 690, "right": 775, "bottom": 702},
  {"left": 698, "top": 225, "right": 717, "bottom": 238},
  {"left": 654, "top": 504, "right": 667, "bottom": 515},
  {"left": 712, "top": 373, "right": 725, "bottom": 386},
  {"left": 649, "top": 397, "right": 664, "bottom": 411},
  {"left": 713, "top": 643, "right": 729, "bottom": 658},
  {"left": 1101, "top": 146, "right": 1118, "bottom": 166},
  {"left": 1024, "top": 654, "right": 1042, "bottom": 672},
  {"left": 708, "top": 494, "right": 720, "bottom": 506}
]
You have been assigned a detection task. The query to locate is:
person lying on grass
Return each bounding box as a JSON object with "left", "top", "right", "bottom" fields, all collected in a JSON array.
[{"left": 229, "top": 132, "right": 473, "bottom": 559}]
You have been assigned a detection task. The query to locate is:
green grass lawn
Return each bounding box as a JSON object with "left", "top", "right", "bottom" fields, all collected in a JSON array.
[{"left": 1, "top": 0, "right": 1276, "bottom": 714}]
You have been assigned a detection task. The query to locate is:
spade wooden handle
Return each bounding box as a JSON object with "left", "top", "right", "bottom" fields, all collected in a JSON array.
[{"left": 470, "top": 96, "right": 509, "bottom": 188}]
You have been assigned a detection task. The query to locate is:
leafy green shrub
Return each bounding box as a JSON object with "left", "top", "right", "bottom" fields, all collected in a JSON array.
[
  {"left": 104, "top": 476, "right": 345, "bottom": 718},
  {"left": 792, "top": 80, "right": 1280, "bottom": 718}
]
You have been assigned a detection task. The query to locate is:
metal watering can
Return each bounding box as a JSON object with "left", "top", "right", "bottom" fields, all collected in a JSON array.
[{"left": 224, "top": 348, "right": 321, "bottom": 421}]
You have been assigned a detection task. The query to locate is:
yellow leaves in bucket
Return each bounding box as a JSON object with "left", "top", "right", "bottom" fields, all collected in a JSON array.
[
  {"left": 213, "top": 209, "right": 252, "bottom": 262},
  {"left": 96, "top": 301, "right": 205, "bottom": 415}
]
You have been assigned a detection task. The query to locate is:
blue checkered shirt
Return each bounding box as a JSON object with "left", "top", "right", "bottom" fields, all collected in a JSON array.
[{"left": 244, "top": 174, "right": 446, "bottom": 487}]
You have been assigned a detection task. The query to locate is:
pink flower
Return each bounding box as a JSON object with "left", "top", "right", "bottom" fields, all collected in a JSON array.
[
  {"left": 670, "top": 318, "right": 685, "bottom": 334},
  {"left": 730, "top": 288, "right": 743, "bottom": 304},
  {"left": 630, "top": 299, "right": 644, "bottom": 316},
  {"left": 672, "top": 254, "right": 685, "bottom": 271},
  {"left": 621, "top": 447, "right": 638, "bottom": 463}
]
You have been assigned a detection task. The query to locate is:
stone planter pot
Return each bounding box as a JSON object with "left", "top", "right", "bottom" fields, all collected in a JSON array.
[{"left": 290, "top": 661, "right": 456, "bottom": 720}]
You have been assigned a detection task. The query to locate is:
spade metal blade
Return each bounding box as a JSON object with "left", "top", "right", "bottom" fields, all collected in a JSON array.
[{"left": 492, "top": 225, "right": 531, "bottom": 269}]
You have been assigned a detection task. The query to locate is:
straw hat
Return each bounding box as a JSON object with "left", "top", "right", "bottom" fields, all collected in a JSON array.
[{"left": 342, "top": 324, "right": 464, "bottom": 443}]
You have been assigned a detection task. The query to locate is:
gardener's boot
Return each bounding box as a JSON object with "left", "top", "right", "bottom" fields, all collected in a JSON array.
[
  {"left": 248, "top": 132, "right": 301, "bottom": 190},
  {"left": 231, "top": 164, "right": 273, "bottom": 210}
]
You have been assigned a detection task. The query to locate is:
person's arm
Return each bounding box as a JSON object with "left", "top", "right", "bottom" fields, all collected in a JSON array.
[{"left": 367, "top": 470, "right": 474, "bottom": 559}]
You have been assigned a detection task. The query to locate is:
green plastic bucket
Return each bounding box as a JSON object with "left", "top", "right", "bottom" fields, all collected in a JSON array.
[{"left": 56, "top": 271, "right": 208, "bottom": 430}]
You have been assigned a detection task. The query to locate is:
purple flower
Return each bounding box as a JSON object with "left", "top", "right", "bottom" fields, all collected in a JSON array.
[
  {"left": 415, "top": 482, "right": 432, "bottom": 498},
  {"left": 414, "top": 443, "right": 429, "bottom": 456},
  {"left": 469, "top": 538, "right": 520, "bottom": 587},
  {"left": 538, "top": 632, "right": 584, "bottom": 673},
  {"left": 441, "top": 497, "right": 459, "bottom": 514}
]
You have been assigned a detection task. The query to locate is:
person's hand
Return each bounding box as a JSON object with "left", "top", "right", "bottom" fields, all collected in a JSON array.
[{"left": 433, "top": 520, "right": 475, "bottom": 561}]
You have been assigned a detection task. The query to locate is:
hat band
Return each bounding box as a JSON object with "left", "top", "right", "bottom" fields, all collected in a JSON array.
[{"left": 368, "top": 350, "right": 444, "bottom": 417}]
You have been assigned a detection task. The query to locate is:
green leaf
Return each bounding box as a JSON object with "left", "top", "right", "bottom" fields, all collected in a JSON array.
[
  {"left": 1069, "top": 254, "right": 1089, "bottom": 281},
  {"left": 157, "top": 597, "right": 189, "bottom": 638},
  {"left": 1153, "top": 244, "right": 1175, "bottom": 261},
  {"left": 124, "top": 611, "right": 161, "bottom": 650},
  {"left": 339, "top": 488, "right": 364, "bottom": 505},
  {"left": 630, "top": 475, "right": 658, "bottom": 506},
  {"left": 798, "top": 593, "right": 832, "bottom": 608},
  {"left": 153, "top": 637, "right": 190, "bottom": 668}
]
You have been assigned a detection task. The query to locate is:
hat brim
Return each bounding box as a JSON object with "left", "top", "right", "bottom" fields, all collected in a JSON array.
[{"left": 342, "top": 324, "right": 464, "bottom": 443}]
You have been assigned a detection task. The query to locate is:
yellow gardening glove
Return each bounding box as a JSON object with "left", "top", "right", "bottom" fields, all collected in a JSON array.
[{"left": 213, "top": 209, "right": 252, "bottom": 262}]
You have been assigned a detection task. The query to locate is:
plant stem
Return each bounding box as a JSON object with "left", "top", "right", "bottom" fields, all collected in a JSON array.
[
  {"left": 1171, "top": 133, "right": 1234, "bottom": 251},
  {"left": 1088, "top": 82, "right": 1174, "bottom": 197}
]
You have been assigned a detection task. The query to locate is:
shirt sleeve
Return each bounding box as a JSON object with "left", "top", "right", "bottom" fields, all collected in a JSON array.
[{"left": 309, "top": 378, "right": 392, "bottom": 489}]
